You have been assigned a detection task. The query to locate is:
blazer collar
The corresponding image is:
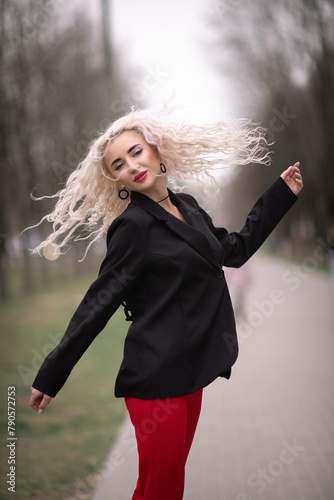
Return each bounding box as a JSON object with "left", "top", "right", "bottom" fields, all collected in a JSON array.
[
  {"left": 130, "top": 190, "right": 169, "bottom": 221},
  {"left": 130, "top": 190, "right": 223, "bottom": 270}
]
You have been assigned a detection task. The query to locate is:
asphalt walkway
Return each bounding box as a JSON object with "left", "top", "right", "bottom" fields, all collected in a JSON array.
[{"left": 92, "top": 253, "right": 334, "bottom": 500}]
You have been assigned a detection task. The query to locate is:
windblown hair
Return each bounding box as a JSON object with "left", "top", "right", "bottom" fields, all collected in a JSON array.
[{"left": 31, "top": 107, "right": 272, "bottom": 258}]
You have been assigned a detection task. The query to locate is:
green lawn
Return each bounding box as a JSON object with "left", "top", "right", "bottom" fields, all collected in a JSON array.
[{"left": 0, "top": 271, "right": 128, "bottom": 500}]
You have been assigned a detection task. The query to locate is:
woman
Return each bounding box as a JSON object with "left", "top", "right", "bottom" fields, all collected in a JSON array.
[{"left": 29, "top": 108, "right": 303, "bottom": 500}]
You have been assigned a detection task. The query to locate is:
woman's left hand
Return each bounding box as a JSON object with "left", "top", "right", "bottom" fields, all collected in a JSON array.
[{"left": 280, "top": 162, "right": 303, "bottom": 195}]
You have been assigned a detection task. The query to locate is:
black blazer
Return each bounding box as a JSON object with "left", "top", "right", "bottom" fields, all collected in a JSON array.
[{"left": 33, "top": 177, "right": 298, "bottom": 399}]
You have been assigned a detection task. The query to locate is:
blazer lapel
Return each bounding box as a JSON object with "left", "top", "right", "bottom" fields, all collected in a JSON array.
[{"left": 130, "top": 190, "right": 223, "bottom": 270}]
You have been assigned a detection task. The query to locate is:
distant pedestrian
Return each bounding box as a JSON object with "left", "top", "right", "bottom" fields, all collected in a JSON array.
[
  {"left": 225, "top": 259, "right": 253, "bottom": 318},
  {"left": 326, "top": 227, "right": 334, "bottom": 287},
  {"left": 29, "top": 108, "right": 303, "bottom": 500}
]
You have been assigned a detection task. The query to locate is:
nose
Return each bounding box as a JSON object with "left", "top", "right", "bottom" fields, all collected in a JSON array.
[{"left": 127, "top": 157, "right": 140, "bottom": 172}]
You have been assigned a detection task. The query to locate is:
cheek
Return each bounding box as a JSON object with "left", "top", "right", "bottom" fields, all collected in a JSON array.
[
  {"left": 116, "top": 170, "right": 131, "bottom": 183},
  {"left": 146, "top": 152, "right": 160, "bottom": 170}
]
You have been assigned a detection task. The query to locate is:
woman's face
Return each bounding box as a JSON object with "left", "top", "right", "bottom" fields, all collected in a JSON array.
[{"left": 104, "top": 130, "right": 164, "bottom": 195}]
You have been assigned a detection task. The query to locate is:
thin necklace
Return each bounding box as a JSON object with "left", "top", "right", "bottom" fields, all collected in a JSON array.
[{"left": 157, "top": 194, "right": 170, "bottom": 204}]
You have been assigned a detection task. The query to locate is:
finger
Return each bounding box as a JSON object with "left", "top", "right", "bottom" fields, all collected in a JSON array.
[
  {"left": 280, "top": 163, "right": 297, "bottom": 180},
  {"left": 29, "top": 389, "right": 43, "bottom": 412},
  {"left": 289, "top": 164, "right": 300, "bottom": 177},
  {"left": 292, "top": 168, "right": 303, "bottom": 180},
  {"left": 288, "top": 168, "right": 302, "bottom": 183},
  {"left": 291, "top": 169, "right": 301, "bottom": 179},
  {"left": 280, "top": 169, "right": 289, "bottom": 180},
  {"left": 37, "top": 394, "right": 53, "bottom": 414},
  {"left": 29, "top": 388, "right": 52, "bottom": 414}
]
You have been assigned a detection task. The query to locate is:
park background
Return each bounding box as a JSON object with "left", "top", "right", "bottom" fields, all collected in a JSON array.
[{"left": 0, "top": 1, "right": 333, "bottom": 499}]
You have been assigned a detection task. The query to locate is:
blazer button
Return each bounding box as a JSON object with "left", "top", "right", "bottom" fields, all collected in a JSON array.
[{"left": 216, "top": 270, "right": 224, "bottom": 279}]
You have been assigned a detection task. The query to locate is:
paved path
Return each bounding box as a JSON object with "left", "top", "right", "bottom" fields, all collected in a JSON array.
[{"left": 92, "top": 254, "right": 334, "bottom": 500}]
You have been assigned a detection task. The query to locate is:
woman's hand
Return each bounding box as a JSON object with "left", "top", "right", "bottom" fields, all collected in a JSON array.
[
  {"left": 29, "top": 387, "right": 53, "bottom": 414},
  {"left": 280, "top": 162, "right": 303, "bottom": 195}
]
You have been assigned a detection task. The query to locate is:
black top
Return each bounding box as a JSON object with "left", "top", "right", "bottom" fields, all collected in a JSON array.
[{"left": 33, "top": 177, "right": 298, "bottom": 399}]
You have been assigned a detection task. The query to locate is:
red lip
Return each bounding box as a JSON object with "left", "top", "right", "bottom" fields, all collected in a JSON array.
[{"left": 134, "top": 171, "right": 147, "bottom": 182}]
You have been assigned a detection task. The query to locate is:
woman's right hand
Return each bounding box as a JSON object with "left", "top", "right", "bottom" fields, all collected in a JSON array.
[{"left": 29, "top": 387, "right": 53, "bottom": 414}]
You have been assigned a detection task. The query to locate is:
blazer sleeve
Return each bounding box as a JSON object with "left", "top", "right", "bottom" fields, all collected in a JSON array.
[
  {"left": 32, "top": 215, "right": 146, "bottom": 398},
  {"left": 194, "top": 177, "right": 298, "bottom": 268}
]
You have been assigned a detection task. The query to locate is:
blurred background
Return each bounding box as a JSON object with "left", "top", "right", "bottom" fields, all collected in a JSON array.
[
  {"left": 1, "top": 0, "right": 334, "bottom": 299},
  {"left": 1, "top": 0, "right": 334, "bottom": 300},
  {"left": 0, "top": 1, "right": 333, "bottom": 499}
]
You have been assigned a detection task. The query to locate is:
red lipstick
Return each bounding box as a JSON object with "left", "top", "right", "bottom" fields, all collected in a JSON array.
[{"left": 134, "top": 171, "right": 147, "bottom": 182}]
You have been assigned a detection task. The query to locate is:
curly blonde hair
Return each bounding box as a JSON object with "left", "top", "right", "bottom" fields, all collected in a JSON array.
[{"left": 31, "top": 107, "right": 272, "bottom": 257}]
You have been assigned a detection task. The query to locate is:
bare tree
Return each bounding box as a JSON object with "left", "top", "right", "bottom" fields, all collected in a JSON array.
[
  {"left": 0, "top": 0, "right": 127, "bottom": 299},
  {"left": 210, "top": 0, "right": 334, "bottom": 247}
]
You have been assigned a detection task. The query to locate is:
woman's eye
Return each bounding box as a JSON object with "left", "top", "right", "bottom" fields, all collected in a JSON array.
[
  {"left": 115, "top": 163, "right": 123, "bottom": 171},
  {"left": 133, "top": 149, "right": 142, "bottom": 156}
]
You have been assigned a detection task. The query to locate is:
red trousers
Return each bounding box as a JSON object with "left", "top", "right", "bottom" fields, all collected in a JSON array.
[{"left": 125, "top": 389, "right": 203, "bottom": 500}]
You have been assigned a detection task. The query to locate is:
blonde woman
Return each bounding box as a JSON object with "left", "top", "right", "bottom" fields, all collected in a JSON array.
[{"left": 29, "top": 108, "right": 303, "bottom": 500}]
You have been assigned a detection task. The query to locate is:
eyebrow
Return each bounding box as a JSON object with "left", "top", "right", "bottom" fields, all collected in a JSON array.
[{"left": 111, "top": 144, "right": 141, "bottom": 167}]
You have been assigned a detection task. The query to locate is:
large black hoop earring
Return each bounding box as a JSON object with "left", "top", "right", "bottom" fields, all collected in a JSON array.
[
  {"left": 118, "top": 186, "right": 129, "bottom": 200},
  {"left": 160, "top": 163, "right": 167, "bottom": 173}
]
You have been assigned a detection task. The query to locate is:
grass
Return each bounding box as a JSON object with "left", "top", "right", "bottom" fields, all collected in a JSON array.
[{"left": 0, "top": 269, "right": 128, "bottom": 500}]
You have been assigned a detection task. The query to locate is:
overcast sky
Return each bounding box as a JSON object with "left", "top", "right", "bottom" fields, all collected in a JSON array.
[{"left": 108, "top": 0, "right": 237, "bottom": 124}]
